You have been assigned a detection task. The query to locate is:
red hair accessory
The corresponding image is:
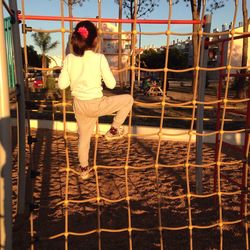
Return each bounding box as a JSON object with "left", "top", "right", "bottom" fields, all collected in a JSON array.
[{"left": 78, "top": 27, "right": 89, "bottom": 39}]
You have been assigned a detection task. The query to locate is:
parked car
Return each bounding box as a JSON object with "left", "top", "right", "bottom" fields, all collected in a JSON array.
[{"left": 33, "top": 76, "right": 43, "bottom": 88}]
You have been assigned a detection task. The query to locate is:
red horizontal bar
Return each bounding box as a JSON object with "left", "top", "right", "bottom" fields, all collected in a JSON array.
[
  {"left": 208, "top": 33, "right": 250, "bottom": 45},
  {"left": 18, "top": 14, "right": 204, "bottom": 25}
]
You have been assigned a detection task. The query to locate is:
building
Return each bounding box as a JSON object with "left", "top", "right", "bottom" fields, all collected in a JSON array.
[
  {"left": 100, "top": 22, "right": 131, "bottom": 86},
  {"left": 205, "top": 21, "right": 250, "bottom": 82},
  {"left": 228, "top": 21, "right": 250, "bottom": 70}
]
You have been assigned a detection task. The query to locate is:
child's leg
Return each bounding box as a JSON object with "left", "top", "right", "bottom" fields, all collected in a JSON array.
[
  {"left": 75, "top": 115, "right": 97, "bottom": 167},
  {"left": 98, "top": 94, "right": 133, "bottom": 128},
  {"left": 73, "top": 98, "right": 97, "bottom": 167}
]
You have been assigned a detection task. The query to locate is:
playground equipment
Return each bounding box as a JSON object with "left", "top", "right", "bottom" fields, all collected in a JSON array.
[
  {"left": 207, "top": 34, "right": 250, "bottom": 215},
  {"left": 1, "top": 0, "right": 26, "bottom": 249},
  {"left": 0, "top": 0, "right": 249, "bottom": 249}
]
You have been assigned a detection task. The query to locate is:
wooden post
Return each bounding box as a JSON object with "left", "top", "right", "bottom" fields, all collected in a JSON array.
[
  {"left": 0, "top": 1, "right": 12, "bottom": 249},
  {"left": 9, "top": 0, "right": 26, "bottom": 215}
]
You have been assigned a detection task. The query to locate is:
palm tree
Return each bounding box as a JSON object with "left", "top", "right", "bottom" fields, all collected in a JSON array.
[{"left": 32, "top": 32, "right": 59, "bottom": 87}]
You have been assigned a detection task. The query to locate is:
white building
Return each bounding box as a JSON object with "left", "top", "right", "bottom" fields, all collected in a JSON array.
[
  {"left": 228, "top": 22, "right": 250, "bottom": 70},
  {"left": 101, "top": 22, "right": 131, "bottom": 86},
  {"left": 209, "top": 21, "right": 250, "bottom": 73}
]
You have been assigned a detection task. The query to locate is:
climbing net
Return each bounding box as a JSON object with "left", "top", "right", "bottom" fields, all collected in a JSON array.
[{"left": 11, "top": 0, "right": 250, "bottom": 249}]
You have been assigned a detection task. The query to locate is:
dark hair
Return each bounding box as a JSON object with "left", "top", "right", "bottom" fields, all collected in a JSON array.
[{"left": 71, "top": 21, "right": 98, "bottom": 56}]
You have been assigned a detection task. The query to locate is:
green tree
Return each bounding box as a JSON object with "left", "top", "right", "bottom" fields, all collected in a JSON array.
[
  {"left": 141, "top": 47, "right": 188, "bottom": 69},
  {"left": 22, "top": 45, "right": 42, "bottom": 68},
  {"left": 140, "top": 49, "right": 164, "bottom": 68},
  {"left": 117, "top": 0, "right": 160, "bottom": 19},
  {"left": 117, "top": 0, "right": 160, "bottom": 40},
  {"left": 63, "top": 1, "right": 89, "bottom": 30},
  {"left": 51, "top": 1, "right": 89, "bottom": 31},
  {"left": 62, "top": 0, "right": 87, "bottom": 6},
  {"left": 31, "top": 32, "right": 59, "bottom": 87},
  {"left": 116, "top": 0, "right": 160, "bottom": 87},
  {"left": 168, "top": 47, "right": 188, "bottom": 69}
]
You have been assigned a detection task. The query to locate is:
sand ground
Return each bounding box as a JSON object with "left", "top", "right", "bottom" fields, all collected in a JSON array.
[{"left": 11, "top": 126, "right": 249, "bottom": 250}]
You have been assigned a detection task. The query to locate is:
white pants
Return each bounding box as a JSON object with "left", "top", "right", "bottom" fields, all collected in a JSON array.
[{"left": 73, "top": 94, "right": 134, "bottom": 167}]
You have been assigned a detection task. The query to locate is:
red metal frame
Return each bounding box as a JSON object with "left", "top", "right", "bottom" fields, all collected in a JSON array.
[
  {"left": 208, "top": 34, "right": 250, "bottom": 45},
  {"left": 18, "top": 14, "right": 205, "bottom": 25},
  {"left": 241, "top": 76, "right": 250, "bottom": 215},
  {"left": 209, "top": 34, "right": 250, "bottom": 216}
]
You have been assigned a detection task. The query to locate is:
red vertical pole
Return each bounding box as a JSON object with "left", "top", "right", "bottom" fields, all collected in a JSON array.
[
  {"left": 241, "top": 76, "right": 250, "bottom": 216},
  {"left": 214, "top": 41, "right": 225, "bottom": 194}
]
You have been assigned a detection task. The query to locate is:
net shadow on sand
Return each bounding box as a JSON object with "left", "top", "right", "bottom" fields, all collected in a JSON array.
[{"left": 12, "top": 129, "right": 249, "bottom": 250}]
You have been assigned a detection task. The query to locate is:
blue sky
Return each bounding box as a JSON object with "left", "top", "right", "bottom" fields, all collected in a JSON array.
[{"left": 15, "top": 0, "right": 250, "bottom": 56}]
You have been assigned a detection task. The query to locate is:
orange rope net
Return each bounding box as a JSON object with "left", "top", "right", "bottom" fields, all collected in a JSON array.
[{"left": 18, "top": 0, "right": 249, "bottom": 249}]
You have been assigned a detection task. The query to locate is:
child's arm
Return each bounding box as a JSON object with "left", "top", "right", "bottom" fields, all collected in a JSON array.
[
  {"left": 100, "top": 55, "right": 116, "bottom": 89},
  {"left": 58, "top": 56, "right": 70, "bottom": 90}
]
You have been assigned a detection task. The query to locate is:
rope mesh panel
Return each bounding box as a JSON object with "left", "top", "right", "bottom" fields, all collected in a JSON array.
[{"left": 18, "top": 0, "right": 250, "bottom": 249}]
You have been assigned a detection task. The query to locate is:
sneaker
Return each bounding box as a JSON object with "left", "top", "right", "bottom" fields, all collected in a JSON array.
[
  {"left": 105, "top": 126, "right": 125, "bottom": 141},
  {"left": 80, "top": 166, "right": 90, "bottom": 180}
]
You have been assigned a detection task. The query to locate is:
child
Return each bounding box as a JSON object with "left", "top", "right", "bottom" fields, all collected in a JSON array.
[{"left": 58, "top": 21, "right": 133, "bottom": 180}]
